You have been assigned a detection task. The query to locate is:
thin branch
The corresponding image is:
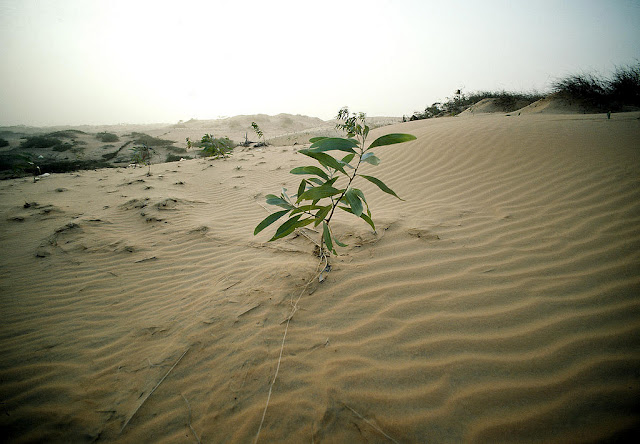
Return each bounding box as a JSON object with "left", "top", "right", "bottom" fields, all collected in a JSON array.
[
  {"left": 342, "top": 402, "right": 400, "bottom": 444},
  {"left": 181, "top": 394, "right": 201, "bottom": 444},
  {"left": 255, "top": 256, "right": 328, "bottom": 443},
  {"left": 121, "top": 347, "right": 190, "bottom": 433}
]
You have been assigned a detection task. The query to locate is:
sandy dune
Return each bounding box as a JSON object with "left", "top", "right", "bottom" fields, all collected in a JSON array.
[{"left": 1, "top": 111, "right": 639, "bottom": 443}]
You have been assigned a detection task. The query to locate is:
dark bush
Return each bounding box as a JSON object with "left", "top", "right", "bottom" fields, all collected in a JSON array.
[
  {"left": 96, "top": 132, "right": 119, "bottom": 142},
  {"left": 551, "top": 73, "right": 609, "bottom": 110},
  {"left": 608, "top": 64, "right": 640, "bottom": 108},
  {"left": 47, "top": 130, "right": 85, "bottom": 138},
  {"left": 408, "top": 90, "right": 544, "bottom": 120},
  {"left": 166, "top": 154, "right": 191, "bottom": 162},
  {"left": 52, "top": 143, "right": 74, "bottom": 152},
  {"left": 551, "top": 63, "right": 640, "bottom": 111},
  {"left": 20, "top": 135, "right": 62, "bottom": 149},
  {"left": 129, "top": 132, "right": 175, "bottom": 147},
  {"left": 0, "top": 138, "right": 9, "bottom": 148}
]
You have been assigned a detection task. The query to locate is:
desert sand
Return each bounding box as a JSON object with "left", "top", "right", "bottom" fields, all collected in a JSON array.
[{"left": 1, "top": 110, "right": 639, "bottom": 443}]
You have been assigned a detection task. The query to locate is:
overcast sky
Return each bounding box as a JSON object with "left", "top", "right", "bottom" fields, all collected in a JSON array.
[{"left": 1, "top": 0, "right": 639, "bottom": 126}]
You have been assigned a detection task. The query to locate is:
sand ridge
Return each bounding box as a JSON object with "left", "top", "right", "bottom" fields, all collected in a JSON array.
[{"left": 1, "top": 112, "right": 639, "bottom": 442}]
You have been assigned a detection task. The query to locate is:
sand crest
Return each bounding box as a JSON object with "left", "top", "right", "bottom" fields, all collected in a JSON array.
[{"left": 1, "top": 112, "right": 639, "bottom": 442}]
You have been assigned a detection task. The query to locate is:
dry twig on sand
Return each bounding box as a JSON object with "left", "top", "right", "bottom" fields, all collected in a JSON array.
[
  {"left": 182, "top": 393, "right": 201, "bottom": 444},
  {"left": 342, "top": 401, "right": 399, "bottom": 443},
  {"left": 120, "top": 347, "right": 190, "bottom": 433},
  {"left": 254, "top": 255, "right": 328, "bottom": 443}
]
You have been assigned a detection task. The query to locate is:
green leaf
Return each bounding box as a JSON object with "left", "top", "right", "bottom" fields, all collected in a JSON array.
[
  {"left": 298, "top": 184, "right": 343, "bottom": 202},
  {"left": 359, "top": 174, "right": 404, "bottom": 200},
  {"left": 353, "top": 188, "right": 370, "bottom": 215},
  {"left": 367, "top": 133, "right": 416, "bottom": 150},
  {"left": 270, "top": 215, "right": 301, "bottom": 241},
  {"left": 308, "top": 178, "right": 325, "bottom": 186},
  {"left": 254, "top": 209, "right": 290, "bottom": 235},
  {"left": 322, "top": 222, "right": 335, "bottom": 254},
  {"left": 265, "top": 194, "right": 294, "bottom": 209},
  {"left": 314, "top": 204, "right": 332, "bottom": 226},
  {"left": 361, "top": 152, "right": 380, "bottom": 165},
  {"left": 309, "top": 137, "right": 358, "bottom": 153},
  {"left": 345, "top": 188, "right": 363, "bottom": 217},
  {"left": 291, "top": 204, "right": 322, "bottom": 215},
  {"left": 339, "top": 206, "right": 376, "bottom": 232},
  {"left": 309, "top": 136, "right": 328, "bottom": 144},
  {"left": 341, "top": 153, "right": 356, "bottom": 164},
  {"left": 299, "top": 150, "right": 347, "bottom": 174},
  {"left": 270, "top": 216, "right": 314, "bottom": 241},
  {"left": 297, "top": 179, "right": 307, "bottom": 198},
  {"left": 290, "top": 166, "right": 329, "bottom": 180},
  {"left": 334, "top": 237, "right": 348, "bottom": 247}
]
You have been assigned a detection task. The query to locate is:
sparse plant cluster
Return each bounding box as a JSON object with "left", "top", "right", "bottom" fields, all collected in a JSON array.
[
  {"left": 96, "top": 132, "right": 119, "bottom": 142},
  {"left": 198, "top": 134, "right": 234, "bottom": 158},
  {"left": 406, "top": 63, "right": 640, "bottom": 120},
  {"left": 406, "top": 90, "right": 544, "bottom": 121},
  {"left": 131, "top": 144, "right": 153, "bottom": 175},
  {"left": 251, "top": 122, "right": 268, "bottom": 147},
  {"left": 129, "top": 132, "right": 175, "bottom": 147},
  {"left": 19, "top": 130, "right": 88, "bottom": 154},
  {"left": 551, "top": 63, "right": 640, "bottom": 111},
  {"left": 254, "top": 107, "right": 416, "bottom": 260}
]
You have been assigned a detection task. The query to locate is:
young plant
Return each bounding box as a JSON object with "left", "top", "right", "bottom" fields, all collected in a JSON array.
[
  {"left": 131, "top": 143, "right": 153, "bottom": 175},
  {"left": 251, "top": 122, "right": 267, "bottom": 147},
  {"left": 254, "top": 107, "right": 416, "bottom": 259},
  {"left": 200, "top": 133, "right": 232, "bottom": 158}
]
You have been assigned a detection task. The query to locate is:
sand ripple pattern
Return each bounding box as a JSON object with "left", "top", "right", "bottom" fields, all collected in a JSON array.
[{"left": 1, "top": 114, "right": 639, "bottom": 442}]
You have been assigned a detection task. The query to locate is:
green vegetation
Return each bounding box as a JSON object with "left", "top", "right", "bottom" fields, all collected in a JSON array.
[
  {"left": 551, "top": 63, "right": 640, "bottom": 111},
  {"left": 408, "top": 90, "right": 544, "bottom": 120},
  {"left": 131, "top": 144, "right": 153, "bottom": 175},
  {"left": 96, "top": 132, "right": 119, "bottom": 142},
  {"left": 129, "top": 132, "right": 175, "bottom": 147},
  {"left": 0, "top": 138, "right": 9, "bottom": 148},
  {"left": 199, "top": 134, "right": 234, "bottom": 158},
  {"left": 47, "top": 130, "right": 85, "bottom": 138},
  {"left": 19, "top": 129, "right": 88, "bottom": 150},
  {"left": 166, "top": 154, "right": 191, "bottom": 162},
  {"left": 20, "top": 135, "right": 65, "bottom": 149},
  {"left": 0, "top": 153, "right": 113, "bottom": 178},
  {"left": 251, "top": 122, "right": 267, "bottom": 147},
  {"left": 254, "top": 108, "right": 416, "bottom": 260},
  {"left": 408, "top": 63, "right": 640, "bottom": 120}
]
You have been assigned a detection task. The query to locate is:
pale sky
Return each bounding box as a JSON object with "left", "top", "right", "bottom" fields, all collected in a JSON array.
[{"left": 1, "top": 0, "right": 638, "bottom": 126}]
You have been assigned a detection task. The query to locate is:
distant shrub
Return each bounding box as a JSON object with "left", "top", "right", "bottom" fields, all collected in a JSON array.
[
  {"left": 166, "top": 146, "right": 188, "bottom": 154},
  {"left": 607, "top": 63, "right": 640, "bottom": 108},
  {"left": 96, "top": 132, "right": 119, "bottom": 142},
  {"left": 130, "top": 132, "right": 175, "bottom": 147},
  {"left": 52, "top": 143, "right": 74, "bottom": 152},
  {"left": 21, "top": 135, "right": 62, "bottom": 149},
  {"left": 199, "top": 134, "right": 234, "bottom": 158},
  {"left": 551, "top": 73, "right": 608, "bottom": 110},
  {"left": 166, "top": 154, "right": 191, "bottom": 162},
  {"left": 47, "top": 130, "right": 85, "bottom": 138},
  {"left": 551, "top": 63, "right": 640, "bottom": 111},
  {"left": 407, "top": 90, "right": 544, "bottom": 121},
  {"left": 0, "top": 138, "right": 9, "bottom": 148}
]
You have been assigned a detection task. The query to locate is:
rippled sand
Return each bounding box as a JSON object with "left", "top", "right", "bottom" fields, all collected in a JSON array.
[{"left": 1, "top": 112, "right": 639, "bottom": 443}]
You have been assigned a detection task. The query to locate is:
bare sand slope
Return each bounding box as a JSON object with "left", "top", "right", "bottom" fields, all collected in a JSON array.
[{"left": 1, "top": 112, "right": 639, "bottom": 443}]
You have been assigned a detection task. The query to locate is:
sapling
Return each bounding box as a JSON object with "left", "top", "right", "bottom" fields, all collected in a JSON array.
[
  {"left": 254, "top": 107, "right": 416, "bottom": 261},
  {"left": 131, "top": 143, "right": 153, "bottom": 176},
  {"left": 200, "top": 133, "right": 232, "bottom": 158},
  {"left": 251, "top": 122, "right": 267, "bottom": 147}
]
